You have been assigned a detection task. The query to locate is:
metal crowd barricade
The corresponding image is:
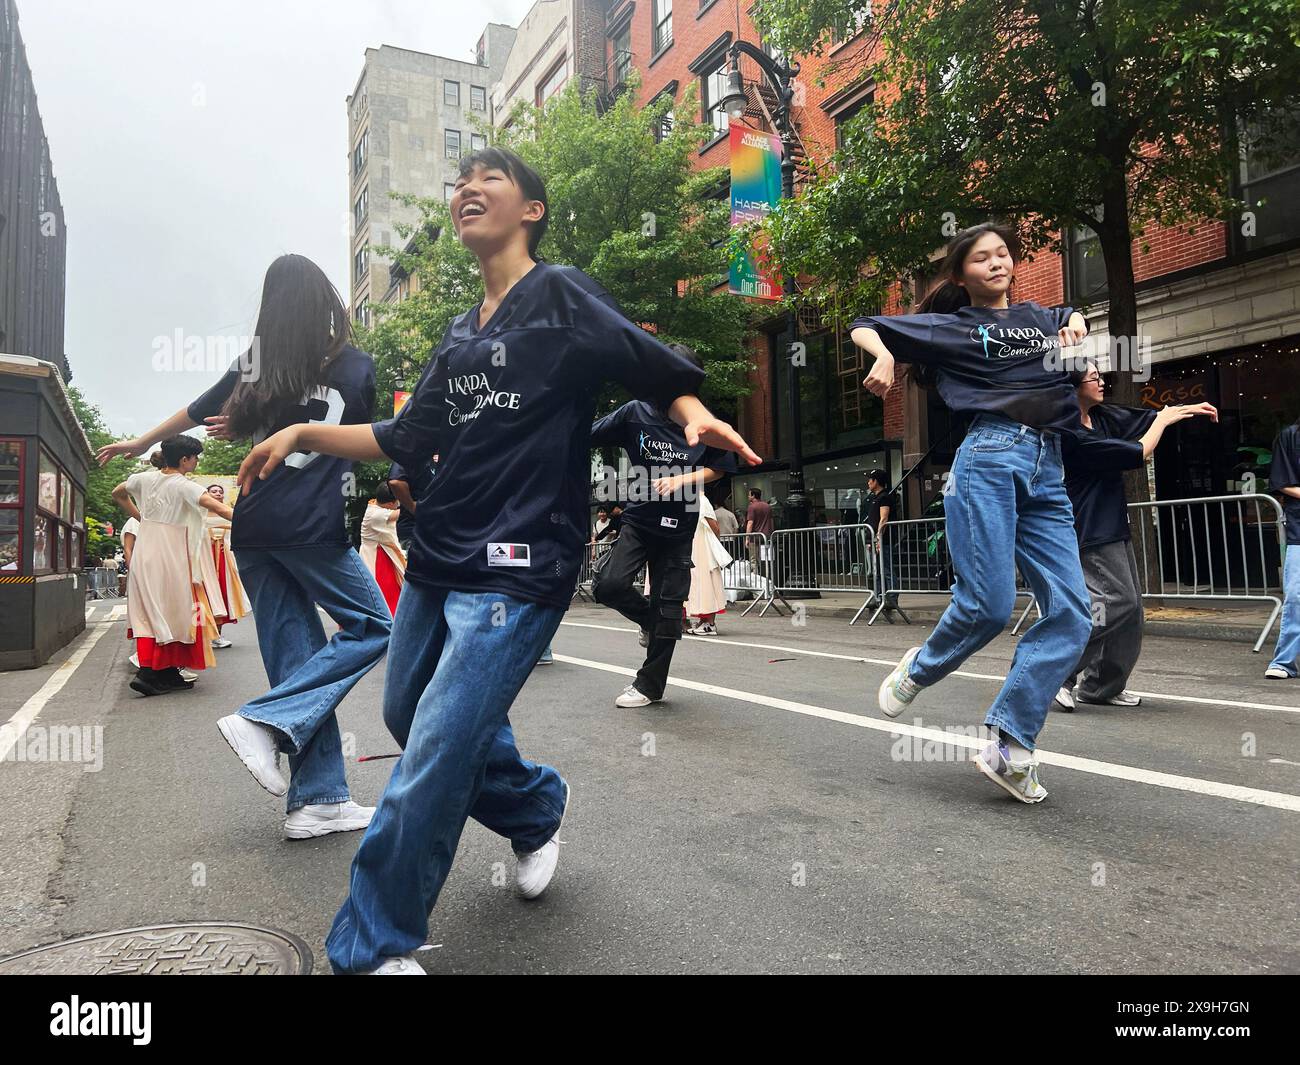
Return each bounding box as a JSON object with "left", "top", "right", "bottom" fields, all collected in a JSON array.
[
  {"left": 573, "top": 537, "right": 619, "bottom": 602},
  {"left": 1008, "top": 493, "right": 1285, "bottom": 651},
  {"left": 719, "top": 531, "right": 787, "bottom": 617},
  {"left": 768, "top": 523, "right": 879, "bottom": 621},
  {"left": 84, "top": 566, "right": 122, "bottom": 600},
  {"left": 1129, "top": 492, "right": 1285, "bottom": 652}
]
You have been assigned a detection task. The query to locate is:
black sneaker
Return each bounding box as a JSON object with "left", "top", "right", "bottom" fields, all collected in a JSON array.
[
  {"left": 129, "top": 670, "right": 166, "bottom": 697},
  {"left": 154, "top": 667, "right": 195, "bottom": 691}
]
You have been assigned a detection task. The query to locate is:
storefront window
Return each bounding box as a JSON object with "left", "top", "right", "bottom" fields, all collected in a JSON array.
[
  {"left": 38, "top": 450, "right": 57, "bottom": 514},
  {"left": 33, "top": 514, "right": 52, "bottom": 572},
  {"left": 56, "top": 524, "right": 66, "bottom": 572},
  {"left": 775, "top": 331, "right": 885, "bottom": 461},
  {"left": 0, "top": 510, "right": 18, "bottom": 571},
  {"left": 0, "top": 440, "right": 20, "bottom": 504},
  {"left": 59, "top": 471, "right": 72, "bottom": 523}
]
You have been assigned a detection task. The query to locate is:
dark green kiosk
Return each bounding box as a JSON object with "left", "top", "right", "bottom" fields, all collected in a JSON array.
[{"left": 0, "top": 354, "right": 94, "bottom": 669}]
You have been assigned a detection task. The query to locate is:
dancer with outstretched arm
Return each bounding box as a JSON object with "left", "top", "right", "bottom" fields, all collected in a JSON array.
[
  {"left": 238, "top": 148, "right": 760, "bottom": 974},
  {"left": 851, "top": 222, "right": 1092, "bottom": 804}
]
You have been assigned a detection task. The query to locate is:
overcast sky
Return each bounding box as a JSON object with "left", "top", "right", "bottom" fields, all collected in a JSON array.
[{"left": 19, "top": 0, "right": 537, "bottom": 436}]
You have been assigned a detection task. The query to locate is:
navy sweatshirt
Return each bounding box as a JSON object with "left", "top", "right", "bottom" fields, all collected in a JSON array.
[
  {"left": 372, "top": 262, "right": 707, "bottom": 608},
  {"left": 1270, "top": 424, "right": 1300, "bottom": 546},
  {"left": 187, "top": 346, "right": 376, "bottom": 550},
  {"left": 851, "top": 302, "right": 1079, "bottom": 433},
  {"left": 590, "top": 400, "right": 736, "bottom": 539},
  {"left": 1061, "top": 404, "right": 1157, "bottom": 549}
]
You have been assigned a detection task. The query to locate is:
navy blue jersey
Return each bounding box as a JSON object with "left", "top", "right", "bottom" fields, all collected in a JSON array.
[
  {"left": 187, "top": 346, "right": 376, "bottom": 549},
  {"left": 590, "top": 400, "right": 736, "bottom": 538},
  {"left": 852, "top": 302, "right": 1079, "bottom": 433},
  {"left": 373, "top": 263, "right": 706, "bottom": 608},
  {"left": 1061, "top": 404, "right": 1156, "bottom": 549},
  {"left": 1270, "top": 424, "right": 1300, "bottom": 545},
  {"left": 388, "top": 459, "right": 434, "bottom": 545}
]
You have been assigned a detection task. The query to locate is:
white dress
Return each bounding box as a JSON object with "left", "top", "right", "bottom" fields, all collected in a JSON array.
[
  {"left": 124, "top": 470, "right": 219, "bottom": 656},
  {"left": 686, "top": 495, "right": 730, "bottom": 619}
]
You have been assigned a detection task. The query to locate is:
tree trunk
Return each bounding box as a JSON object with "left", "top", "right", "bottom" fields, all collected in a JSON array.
[{"left": 1095, "top": 176, "right": 1163, "bottom": 600}]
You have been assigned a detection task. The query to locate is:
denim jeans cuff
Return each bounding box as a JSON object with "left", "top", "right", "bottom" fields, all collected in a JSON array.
[
  {"left": 984, "top": 715, "right": 1034, "bottom": 752},
  {"left": 238, "top": 711, "right": 301, "bottom": 754},
  {"left": 286, "top": 792, "right": 351, "bottom": 813}
]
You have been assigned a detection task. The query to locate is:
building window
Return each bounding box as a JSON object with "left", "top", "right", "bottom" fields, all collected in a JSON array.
[
  {"left": 1235, "top": 108, "right": 1300, "bottom": 255},
  {"left": 354, "top": 298, "right": 370, "bottom": 328},
  {"left": 611, "top": 25, "right": 632, "bottom": 85},
  {"left": 443, "top": 182, "right": 456, "bottom": 202},
  {"left": 833, "top": 91, "right": 874, "bottom": 150},
  {"left": 702, "top": 56, "right": 730, "bottom": 138},
  {"left": 830, "top": 3, "right": 873, "bottom": 47},
  {"left": 471, "top": 132, "right": 487, "bottom": 152},
  {"left": 1065, "top": 224, "right": 1108, "bottom": 305},
  {"left": 354, "top": 245, "right": 369, "bottom": 284},
  {"left": 471, "top": 85, "right": 487, "bottom": 111},
  {"left": 445, "top": 129, "right": 461, "bottom": 159},
  {"left": 35, "top": 448, "right": 77, "bottom": 575},
  {"left": 353, "top": 186, "right": 368, "bottom": 230},
  {"left": 0, "top": 439, "right": 22, "bottom": 573},
  {"left": 537, "top": 58, "right": 568, "bottom": 105},
  {"left": 652, "top": 0, "right": 673, "bottom": 56},
  {"left": 352, "top": 129, "right": 368, "bottom": 177},
  {"left": 444, "top": 80, "right": 460, "bottom": 108}
]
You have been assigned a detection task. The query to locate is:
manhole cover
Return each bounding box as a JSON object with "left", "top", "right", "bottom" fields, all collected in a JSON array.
[{"left": 0, "top": 923, "right": 312, "bottom": 975}]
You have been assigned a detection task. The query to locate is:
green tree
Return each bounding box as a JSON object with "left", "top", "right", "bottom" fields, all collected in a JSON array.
[
  {"left": 194, "top": 437, "right": 248, "bottom": 476},
  {"left": 68, "top": 386, "right": 138, "bottom": 533},
  {"left": 752, "top": 0, "right": 1300, "bottom": 387},
  {"left": 355, "top": 78, "right": 757, "bottom": 422}
]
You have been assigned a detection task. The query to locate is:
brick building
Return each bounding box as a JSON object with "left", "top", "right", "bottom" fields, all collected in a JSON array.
[{"left": 593, "top": 2, "right": 1300, "bottom": 525}]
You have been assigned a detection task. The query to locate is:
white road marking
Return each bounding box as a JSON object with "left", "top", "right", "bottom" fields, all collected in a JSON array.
[
  {"left": 0, "top": 622, "right": 115, "bottom": 763},
  {"left": 559, "top": 620, "right": 1300, "bottom": 716},
  {"left": 553, "top": 652, "right": 1300, "bottom": 813}
]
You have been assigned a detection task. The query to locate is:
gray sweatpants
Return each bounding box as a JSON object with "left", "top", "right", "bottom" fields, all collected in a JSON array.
[{"left": 1070, "top": 539, "right": 1144, "bottom": 701}]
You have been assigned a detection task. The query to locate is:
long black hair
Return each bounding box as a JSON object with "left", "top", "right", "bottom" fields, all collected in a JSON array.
[
  {"left": 222, "top": 254, "right": 350, "bottom": 438},
  {"left": 457, "top": 146, "right": 550, "bottom": 260},
  {"left": 908, "top": 222, "right": 1022, "bottom": 387}
]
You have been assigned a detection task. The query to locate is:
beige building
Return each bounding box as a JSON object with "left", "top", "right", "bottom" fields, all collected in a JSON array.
[
  {"left": 490, "top": 0, "right": 609, "bottom": 132},
  {"left": 346, "top": 27, "right": 516, "bottom": 320}
]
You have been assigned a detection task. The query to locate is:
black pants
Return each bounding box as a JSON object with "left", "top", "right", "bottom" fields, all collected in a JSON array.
[{"left": 592, "top": 523, "right": 694, "bottom": 700}]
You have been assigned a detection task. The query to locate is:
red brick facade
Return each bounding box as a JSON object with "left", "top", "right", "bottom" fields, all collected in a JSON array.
[{"left": 595, "top": 1, "right": 1278, "bottom": 494}]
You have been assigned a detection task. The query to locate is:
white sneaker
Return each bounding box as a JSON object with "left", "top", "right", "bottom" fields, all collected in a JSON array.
[
  {"left": 284, "top": 800, "right": 375, "bottom": 840},
  {"left": 515, "top": 781, "right": 569, "bottom": 900},
  {"left": 128, "top": 652, "right": 140, "bottom": 669},
  {"left": 1264, "top": 667, "right": 1293, "bottom": 679},
  {"left": 614, "top": 684, "right": 656, "bottom": 708},
  {"left": 1053, "top": 686, "right": 1076, "bottom": 711},
  {"left": 878, "top": 646, "right": 924, "bottom": 718},
  {"left": 217, "top": 714, "right": 288, "bottom": 796},
  {"left": 693, "top": 622, "right": 718, "bottom": 636},
  {"left": 212, "top": 637, "right": 232, "bottom": 649},
  {"left": 180, "top": 669, "right": 199, "bottom": 683},
  {"left": 368, "top": 953, "right": 425, "bottom": 975},
  {"left": 1077, "top": 689, "right": 1142, "bottom": 706}
]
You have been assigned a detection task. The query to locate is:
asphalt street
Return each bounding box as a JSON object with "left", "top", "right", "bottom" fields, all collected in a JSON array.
[{"left": 1, "top": 597, "right": 1297, "bottom": 974}]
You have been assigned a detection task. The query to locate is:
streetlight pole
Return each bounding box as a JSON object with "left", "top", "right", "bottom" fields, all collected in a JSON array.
[{"left": 720, "top": 42, "right": 810, "bottom": 535}]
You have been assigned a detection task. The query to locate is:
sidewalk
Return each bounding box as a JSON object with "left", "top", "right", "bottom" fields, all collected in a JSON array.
[{"left": 738, "top": 590, "right": 1280, "bottom": 646}]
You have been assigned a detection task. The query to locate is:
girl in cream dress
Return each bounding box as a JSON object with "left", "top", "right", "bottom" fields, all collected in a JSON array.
[{"left": 113, "top": 436, "right": 233, "bottom": 697}]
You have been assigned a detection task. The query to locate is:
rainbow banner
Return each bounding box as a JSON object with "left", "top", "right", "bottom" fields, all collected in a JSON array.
[
  {"left": 729, "top": 122, "right": 784, "bottom": 301},
  {"left": 394, "top": 390, "right": 411, "bottom": 415}
]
